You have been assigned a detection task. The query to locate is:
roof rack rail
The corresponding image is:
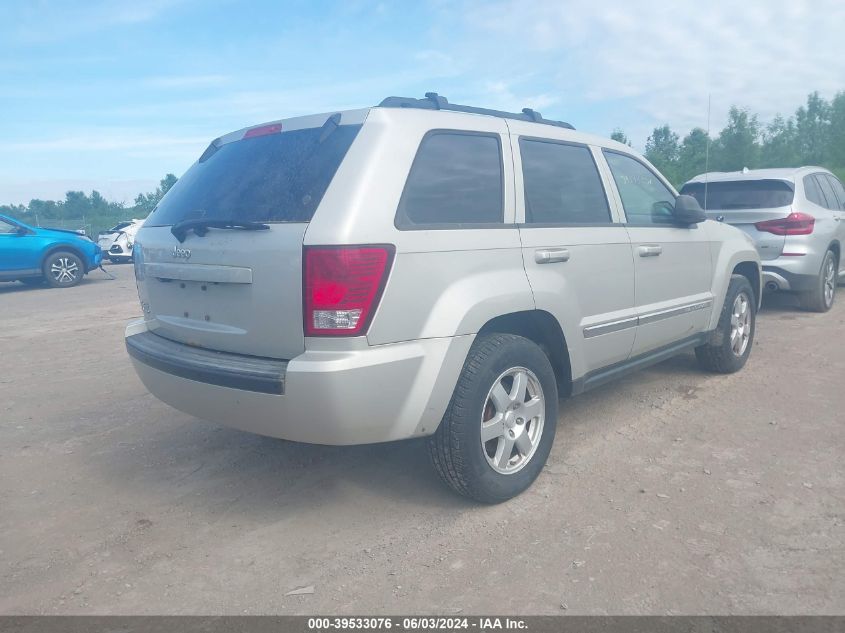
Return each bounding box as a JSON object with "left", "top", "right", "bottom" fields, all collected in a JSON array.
[{"left": 377, "top": 92, "right": 575, "bottom": 130}]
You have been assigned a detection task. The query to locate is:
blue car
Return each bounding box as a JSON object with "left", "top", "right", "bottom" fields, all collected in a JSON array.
[{"left": 0, "top": 214, "right": 103, "bottom": 288}]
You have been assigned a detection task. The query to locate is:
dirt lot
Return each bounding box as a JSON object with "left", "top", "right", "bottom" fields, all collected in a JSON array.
[{"left": 0, "top": 264, "right": 843, "bottom": 615}]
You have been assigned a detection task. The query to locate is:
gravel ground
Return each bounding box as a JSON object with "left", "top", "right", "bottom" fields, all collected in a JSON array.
[{"left": 0, "top": 264, "right": 843, "bottom": 615}]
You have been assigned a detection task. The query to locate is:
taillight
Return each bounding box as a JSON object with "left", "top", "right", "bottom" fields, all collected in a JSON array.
[
  {"left": 303, "top": 245, "right": 394, "bottom": 337},
  {"left": 755, "top": 212, "right": 815, "bottom": 235}
]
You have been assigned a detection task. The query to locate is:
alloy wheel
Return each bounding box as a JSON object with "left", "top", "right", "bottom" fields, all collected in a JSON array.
[
  {"left": 50, "top": 257, "right": 79, "bottom": 285},
  {"left": 730, "top": 292, "right": 751, "bottom": 357},
  {"left": 480, "top": 367, "right": 545, "bottom": 474},
  {"left": 823, "top": 256, "right": 836, "bottom": 308}
]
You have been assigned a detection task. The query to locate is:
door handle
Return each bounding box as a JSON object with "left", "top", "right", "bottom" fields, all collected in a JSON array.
[
  {"left": 638, "top": 245, "right": 662, "bottom": 257},
  {"left": 535, "top": 248, "right": 570, "bottom": 264}
]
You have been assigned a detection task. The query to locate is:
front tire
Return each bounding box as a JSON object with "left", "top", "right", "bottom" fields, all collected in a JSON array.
[
  {"left": 428, "top": 333, "right": 558, "bottom": 503},
  {"left": 695, "top": 274, "right": 755, "bottom": 374},
  {"left": 43, "top": 251, "right": 84, "bottom": 288},
  {"left": 799, "top": 249, "right": 837, "bottom": 312}
]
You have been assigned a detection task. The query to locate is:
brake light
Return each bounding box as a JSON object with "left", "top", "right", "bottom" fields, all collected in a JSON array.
[
  {"left": 304, "top": 246, "right": 394, "bottom": 336},
  {"left": 243, "top": 123, "right": 282, "bottom": 139},
  {"left": 754, "top": 212, "right": 815, "bottom": 235}
]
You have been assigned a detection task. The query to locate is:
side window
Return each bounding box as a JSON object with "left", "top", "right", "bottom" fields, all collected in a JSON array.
[
  {"left": 824, "top": 175, "right": 845, "bottom": 210},
  {"left": 603, "top": 151, "right": 676, "bottom": 225},
  {"left": 0, "top": 219, "right": 19, "bottom": 234},
  {"left": 816, "top": 174, "right": 839, "bottom": 210},
  {"left": 803, "top": 174, "right": 826, "bottom": 207},
  {"left": 396, "top": 131, "right": 503, "bottom": 228},
  {"left": 519, "top": 139, "right": 611, "bottom": 224}
]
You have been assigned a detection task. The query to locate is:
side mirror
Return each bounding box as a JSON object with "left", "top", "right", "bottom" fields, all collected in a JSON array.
[
  {"left": 15, "top": 226, "right": 29, "bottom": 236},
  {"left": 673, "top": 195, "right": 706, "bottom": 225}
]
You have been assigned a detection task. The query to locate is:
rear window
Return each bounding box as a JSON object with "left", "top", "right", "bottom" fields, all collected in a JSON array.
[
  {"left": 395, "top": 131, "right": 503, "bottom": 228},
  {"left": 679, "top": 180, "right": 794, "bottom": 210},
  {"left": 145, "top": 122, "right": 362, "bottom": 226}
]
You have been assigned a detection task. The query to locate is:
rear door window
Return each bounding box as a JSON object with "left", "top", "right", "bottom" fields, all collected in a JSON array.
[
  {"left": 396, "top": 131, "right": 503, "bottom": 228},
  {"left": 519, "top": 139, "right": 611, "bottom": 224},
  {"left": 815, "top": 174, "right": 839, "bottom": 210},
  {"left": 824, "top": 175, "right": 845, "bottom": 210},
  {"left": 679, "top": 180, "right": 795, "bottom": 210},
  {"left": 603, "top": 151, "right": 676, "bottom": 225},
  {"left": 804, "top": 175, "right": 827, "bottom": 207},
  {"left": 145, "top": 122, "right": 362, "bottom": 226}
]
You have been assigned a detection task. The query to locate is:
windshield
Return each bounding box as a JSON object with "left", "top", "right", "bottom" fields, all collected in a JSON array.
[
  {"left": 145, "top": 123, "right": 362, "bottom": 227},
  {"left": 680, "top": 179, "right": 795, "bottom": 210}
]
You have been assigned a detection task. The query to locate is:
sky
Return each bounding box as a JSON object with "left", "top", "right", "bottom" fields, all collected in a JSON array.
[{"left": 1, "top": 0, "right": 843, "bottom": 205}]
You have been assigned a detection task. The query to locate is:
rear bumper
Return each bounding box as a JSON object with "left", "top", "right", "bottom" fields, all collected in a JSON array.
[
  {"left": 762, "top": 262, "right": 820, "bottom": 292},
  {"left": 125, "top": 319, "right": 473, "bottom": 445}
]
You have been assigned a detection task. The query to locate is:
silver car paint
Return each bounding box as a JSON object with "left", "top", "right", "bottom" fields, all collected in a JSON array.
[
  {"left": 684, "top": 167, "right": 845, "bottom": 292},
  {"left": 128, "top": 106, "right": 761, "bottom": 444}
]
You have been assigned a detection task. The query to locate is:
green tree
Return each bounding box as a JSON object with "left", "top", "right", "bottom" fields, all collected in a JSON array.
[
  {"left": 610, "top": 128, "right": 631, "bottom": 146},
  {"left": 713, "top": 106, "right": 760, "bottom": 171},
  {"left": 760, "top": 114, "right": 800, "bottom": 168},
  {"left": 795, "top": 91, "right": 831, "bottom": 165},
  {"left": 644, "top": 125, "right": 680, "bottom": 184},
  {"left": 677, "top": 127, "right": 711, "bottom": 184},
  {"left": 134, "top": 173, "right": 178, "bottom": 215},
  {"left": 827, "top": 91, "right": 845, "bottom": 168}
]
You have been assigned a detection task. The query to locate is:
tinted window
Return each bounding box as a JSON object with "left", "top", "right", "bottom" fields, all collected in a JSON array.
[
  {"left": 519, "top": 139, "right": 611, "bottom": 224},
  {"left": 815, "top": 174, "right": 838, "bottom": 210},
  {"left": 603, "top": 151, "right": 675, "bottom": 225},
  {"left": 804, "top": 175, "right": 826, "bottom": 207},
  {"left": 824, "top": 175, "right": 845, "bottom": 210},
  {"left": 145, "top": 123, "right": 362, "bottom": 226},
  {"left": 396, "top": 132, "right": 503, "bottom": 227},
  {"left": 679, "top": 179, "right": 794, "bottom": 210}
]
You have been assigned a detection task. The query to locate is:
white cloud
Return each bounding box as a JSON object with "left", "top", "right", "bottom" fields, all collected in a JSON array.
[{"left": 457, "top": 0, "right": 845, "bottom": 143}]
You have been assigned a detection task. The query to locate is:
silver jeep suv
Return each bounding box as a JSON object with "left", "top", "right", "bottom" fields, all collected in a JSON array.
[{"left": 126, "top": 93, "right": 761, "bottom": 502}]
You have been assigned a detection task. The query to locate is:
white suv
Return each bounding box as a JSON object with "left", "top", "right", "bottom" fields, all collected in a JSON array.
[{"left": 126, "top": 93, "right": 761, "bottom": 502}]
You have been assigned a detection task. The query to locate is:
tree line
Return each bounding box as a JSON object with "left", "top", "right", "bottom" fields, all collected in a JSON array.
[
  {"left": 613, "top": 91, "right": 845, "bottom": 187},
  {"left": 0, "top": 174, "right": 178, "bottom": 237},
  {"left": 2, "top": 90, "right": 843, "bottom": 236}
]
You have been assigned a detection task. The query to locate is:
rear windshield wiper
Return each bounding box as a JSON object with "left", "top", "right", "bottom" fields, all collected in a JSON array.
[{"left": 171, "top": 218, "right": 270, "bottom": 242}]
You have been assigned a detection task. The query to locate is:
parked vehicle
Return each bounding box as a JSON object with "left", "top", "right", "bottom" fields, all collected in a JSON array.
[
  {"left": 125, "top": 94, "right": 761, "bottom": 502},
  {"left": 97, "top": 218, "right": 145, "bottom": 263},
  {"left": 680, "top": 168, "right": 845, "bottom": 312},
  {"left": 0, "top": 214, "right": 103, "bottom": 288}
]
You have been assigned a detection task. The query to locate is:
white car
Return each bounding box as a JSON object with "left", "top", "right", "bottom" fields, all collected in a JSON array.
[
  {"left": 126, "top": 93, "right": 761, "bottom": 502},
  {"left": 97, "top": 218, "right": 145, "bottom": 263}
]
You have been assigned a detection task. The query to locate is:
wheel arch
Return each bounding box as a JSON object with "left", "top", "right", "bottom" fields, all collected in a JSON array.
[
  {"left": 478, "top": 309, "right": 573, "bottom": 397},
  {"left": 731, "top": 260, "right": 761, "bottom": 308},
  {"left": 828, "top": 240, "right": 840, "bottom": 264},
  {"left": 41, "top": 243, "right": 89, "bottom": 273}
]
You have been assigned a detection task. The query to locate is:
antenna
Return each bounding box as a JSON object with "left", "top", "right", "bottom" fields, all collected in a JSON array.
[{"left": 704, "top": 93, "right": 711, "bottom": 211}]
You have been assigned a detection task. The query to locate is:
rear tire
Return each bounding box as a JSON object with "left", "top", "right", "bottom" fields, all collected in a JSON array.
[
  {"left": 43, "top": 251, "right": 84, "bottom": 288},
  {"left": 695, "top": 274, "right": 755, "bottom": 374},
  {"left": 798, "top": 249, "right": 837, "bottom": 312},
  {"left": 427, "top": 333, "right": 558, "bottom": 503}
]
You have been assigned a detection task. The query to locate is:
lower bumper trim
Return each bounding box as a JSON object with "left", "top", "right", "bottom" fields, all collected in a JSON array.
[{"left": 126, "top": 331, "right": 288, "bottom": 395}]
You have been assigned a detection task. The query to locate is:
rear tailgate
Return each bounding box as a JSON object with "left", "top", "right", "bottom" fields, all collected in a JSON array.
[
  {"left": 136, "top": 225, "right": 307, "bottom": 359},
  {"left": 704, "top": 208, "right": 790, "bottom": 260},
  {"left": 680, "top": 179, "right": 795, "bottom": 261},
  {"left": 134, "top": 109, "right": 367, "bottom": 360}
]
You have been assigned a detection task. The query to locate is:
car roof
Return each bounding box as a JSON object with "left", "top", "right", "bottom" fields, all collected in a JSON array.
[
  {"left": 217, "top": 94, "right": 632, "bottom": 155},
  {"left": 685, "top": 166, "right": 832, "bottom": 185}
]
